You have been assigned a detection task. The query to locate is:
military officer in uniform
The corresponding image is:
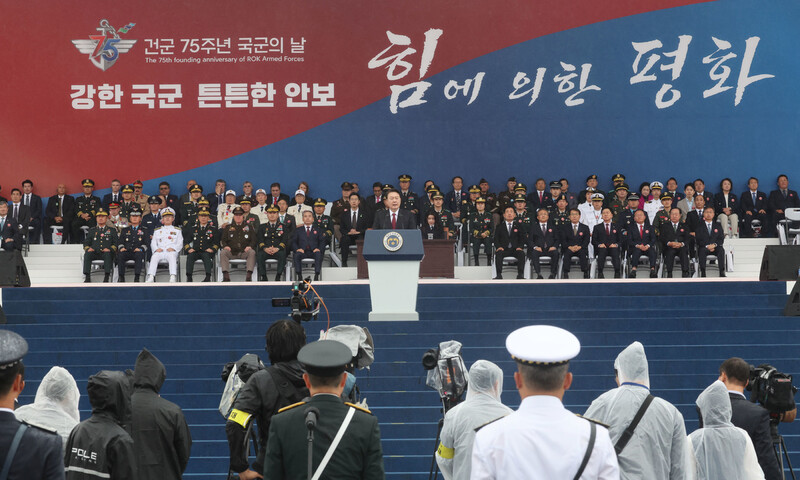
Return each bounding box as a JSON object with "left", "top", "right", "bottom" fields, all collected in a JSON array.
[
  {"left": 468, "top": 197, "right": 494, "bottom": 266},
  {"left": 652, "top": 193, "right": 674, "bottom": 236},
  {"left": 471, "top": 325, "right": 619, "bottom": 479},
  {"left": 512, "top": 194, "right": 531, "bottom": 230},
  {"left": 0, "top": 330, "right": 65, "bottom": 480},
  {"left": 141, "top": 196, "right": 163, "bottom": 246},
  {"left": 132, "top": 180, "right": 150, "bottom": 213},
  {"left": 72, "top": 178, "right": 101, "bottom": 243},
  {"left": 497, "top": 177, "right": 517, "bottom": 214},
  {"left": 264, "top": 340, "right": 385, "bottom": 480},
  {"left": 397, "top": 174, "right": 419, "bottom": 225},
  {"left": 606, "top": 173, "right": 627, "bottom": 207},
  {"left": 82, "top": 208, "right": 118, "bottom": 283},
  {"left": 429, "top": 192, "right": 455, "bottom": 239},
  {"left": 106, "top": 202, "right": 128, "bottom": 233},
  {"left": 330, "top": 182, "right": 354, "bottom": 242},
  {"left": 312, "top": 198, "right": 334, "bottom": 252},
  {"left": 146, "top": 208, "right": 183, "bottom": 283},
  {"left": 184, "top": 208, "right": 218, "bottom": 282},
  {"left": 609, "top": 184, "right": 629, "bottom": 220},
  {"left": 550, "top": 194, "right": 571, "bottom": 227},
  {"left": 119, "top": 184, "right": 138, "bottom": 218},
  {"left": 256, "top": 205, "right": 288, "bottom": 281},
  {"left": 117, "top": 208, "right": 148, "bottom": 283},
  {"left": 459, "top": 185, "right": 481, "bottom": 221},
  {"left": 180, "top": 184, "right": 205, "bottom": 228},
  {"left": 220, "top": 206, "right": 256, "bottom": 282},
  {"left": 240, "top": 199, "right": 261, "bottom": 231},
  {"left": 478, "top": 178, "right": 499, "bottom": 219}
]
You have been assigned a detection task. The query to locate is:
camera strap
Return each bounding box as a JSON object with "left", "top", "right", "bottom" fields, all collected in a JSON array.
[
  {"left": 573, "top": 421, "right": 595, "bottom": 480},
  {"left": 311, "top": 406, "right": 355, "bottom": 480},
  {"left": 614, "top": 394, "right": 654, "bottom": 455}
]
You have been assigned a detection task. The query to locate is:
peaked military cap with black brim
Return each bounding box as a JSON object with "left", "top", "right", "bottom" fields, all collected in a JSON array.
[
  {"left": 298, "top": 340, "right": 352, "bottom": 377},
  {"left": 0, "top": 330, "right": 28, "bottom": 369}
]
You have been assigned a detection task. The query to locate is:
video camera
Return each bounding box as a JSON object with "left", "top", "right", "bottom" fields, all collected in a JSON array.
[
  {"left": 271, "top": 279, "right": 320, "bottom": 323},
  {"left": 422, "top": 340, "right": 468, "bottom": 412},
  {"left": 747, "top": 363, "right": 798, "bottom": 418}
]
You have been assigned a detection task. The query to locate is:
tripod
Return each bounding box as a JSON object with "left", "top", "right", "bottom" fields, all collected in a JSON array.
[{"left": 772, "top": 423, "right": 796, "bottom": 480}]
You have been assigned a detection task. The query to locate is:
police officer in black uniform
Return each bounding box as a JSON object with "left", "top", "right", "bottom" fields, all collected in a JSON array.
[
  {"left": 0, "top": 330, "right": 65, "bottom": 480},
  {"left": 82, "top": 208, "right": 118, "bottom": 283},
  {"left": 264, "top": 340, "right": 385, "bottom": 480},
  {"left": 184, "top": 208, "right": 218, "bottom": 282},
  {"left": 117, "top": 208, "right": 148, "bottom": 283},
  {"left": 71, "top": 179, "right": 101, "bottom": 243}
]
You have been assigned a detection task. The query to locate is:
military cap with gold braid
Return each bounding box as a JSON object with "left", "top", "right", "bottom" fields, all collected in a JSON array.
[
  {"left": 506, "top": 325, "right": 580, "bottom": 366},
  {"left": 82, "top": 178, "right": 95, "bottom": 187},
  {"left": 314, "top": 198, "right": 327, "bottom": 207},
  {"left": 122, "top": 184, "right": 134, "bottom": 193},
  {"left": 468, "top": 185, "right": 481, "bottom": 194}
]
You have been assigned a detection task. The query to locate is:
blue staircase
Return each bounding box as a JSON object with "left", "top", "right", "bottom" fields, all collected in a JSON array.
[{"left": 2, "top": 280, "right": 798, "bottom": 478}]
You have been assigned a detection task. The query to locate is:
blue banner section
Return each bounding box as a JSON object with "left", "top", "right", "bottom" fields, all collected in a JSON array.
[{"left": 150, "top": 0, "right": 799, "bottom": 202}]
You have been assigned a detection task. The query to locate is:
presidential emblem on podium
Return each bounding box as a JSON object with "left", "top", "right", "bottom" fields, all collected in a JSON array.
[{"left": 382, "top": 231, "right": 403, "bottom": 252}]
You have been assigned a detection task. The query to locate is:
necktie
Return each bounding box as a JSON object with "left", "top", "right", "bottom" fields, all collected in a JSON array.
[
  {"left": 306, "top": 226, "right": 310, "bottom": 235},
  {"left": 606, "top": 223, "right": 610, "bottom": 236},
  {"left": 507, "top": 223, "right": 513, "bottom": 247},
  {"left": 783, "top": 190, "right": 788, "bottom": 199},
  {"left": 391, "top": 212, "right": 397, "bottom": 229},
  {"left": 573, "top": 224, "right": 578, "bottom": 235},
  {"left": 352, "top": 211, "right": 357, "bottom": 227},
  {"left": 708, "top": 223, "right": 712, "bottom": 234},
  {"left": 541, "top": 223, "right": 546, "bottom": 233},
  {"left": 24, "top": 194, "right": 29, "bottom": 206},
  {"left": 456, "top": 192, "right": 460, "bottom": 203},
  {"left": 640, "top": 225, "right": 643, "bottom": 238},
  {"left": 752, "top": 192, "right": 757, "bottom": 205},
  {"left": 539, "top": 191, "right": 543, "bottom": 202},
  {"left": 0, "top": 218, "right": 4, "bottom": 231},
  {"left": 13, "top": 204, "right": 18, "bottom": 221},
  {"left": 58, "top": 197, "right": 63, "bottom": 217},
  {"left": 673, "top": 223, "right": 678, "bottom": 233}
]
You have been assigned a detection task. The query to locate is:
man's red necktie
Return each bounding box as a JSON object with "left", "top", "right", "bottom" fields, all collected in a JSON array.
[
  {"left": 606, "top": 224, "right": 610, "bottom": 236},
  {"left": 391, "top": 213, "right": 397, "bottom": 229}
]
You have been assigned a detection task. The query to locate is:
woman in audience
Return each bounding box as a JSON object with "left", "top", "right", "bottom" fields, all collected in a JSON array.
[
  {"left": 689, "top": 380, "right": 764, "bottom": 479},
  {"left": 15, "top": 366, "right": 81, "bottom": 455},
  {"left": 676, "top": 184, "right": 696, "bottom": 221},
  {"left": 421, "top": 213, "right": 445, "bottom": 239},
  {"left": 291, "top": 181, "right": 314, "bottom": 206},
  {"left": 637, "top": 182, "right": 652, "bottom": 210},
  {"left": 714, "top": 178, "right": 740, "bottom": 238}
]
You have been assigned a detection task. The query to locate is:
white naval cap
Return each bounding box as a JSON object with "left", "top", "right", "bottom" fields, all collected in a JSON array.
[
  {"left": 161, "top": 207, "right": 175, "bottom": 216},
  {"left": 506, "top": 325, "right": 580, "bottom": 365},
  {"left": 225, "top": 189, "right": 236, "bottom": 197},
  {"left": 294, "top": 189, "right": 306, "bottom": 197},
  {"left": 591, "top": 193, "right": 605, "bottom": 201},
  {"left": 255, "top": 188, "right": 267, "bottom": 195},
  {"left": 650, "top": 181, "right": 664, "bottom": 189}
]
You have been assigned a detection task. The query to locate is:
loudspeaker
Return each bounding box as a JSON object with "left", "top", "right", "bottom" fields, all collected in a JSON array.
[{"left": 759, "top": 246, "right": 800, "bottom": 281}]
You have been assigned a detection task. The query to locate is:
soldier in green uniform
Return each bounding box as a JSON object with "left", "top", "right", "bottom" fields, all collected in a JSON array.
[
  {"left": 609, "top": 184, "right": 629, "bottom": 221},
  {"left": 180, "top": 184, "right": 205, "bottom": 228},
  {"left": 468, "top": 197, "right": 494, "bottom": 266},
  {"left": 119, "top": 184, "right": 138, "bottom": 218},
  {"left": 605, "top": 173, "right": 627, "bottom": 207},
  {"left": 82, "top": 208, "right": 118, "bottom": 283},
  {"left": 550, "top": 194, "right": 571, "bottom": 228},
  {"left": 478, "top": 178, "right": 498, "bottom": 216},
  {"left": 264, "top": 340, "right": 385, "bottom": 480},
  {"left": 240, "top": 199, "right": 261, "bottom": 231},
  {"left": 330, "top": 182, "right": 353, "bottom": 243},
  {"left": 496, "top": 177, "right": 518, "bottom": 215},
  {"left": 220, "top": 207, "right": 256, "bottom": 282},
  {"left": 72, "top": 178, "right": 101, "bottom": 243},
  {"left": 652, "top": 193, "right": 674, "bottom": 236},
  {"left": 459, "top": 185, "right": 481, "bottom": 222},
  {"left": 397, "top": 174, "right": 419, "bottom": 225},
  {"left": 256, "top": 205, "right": 288, "bottom": 281},
  {"left": 513, "top": 194, "right": 532, "bottom": 229},
  {"left": 312, "top": 198, "right": 334, "bottom": 251},
  {"left": 429, "top": 192, "right": 455, "bottom": 239},
  {"left": 184, "top": 208, "right": 218, "bottom": 282}
]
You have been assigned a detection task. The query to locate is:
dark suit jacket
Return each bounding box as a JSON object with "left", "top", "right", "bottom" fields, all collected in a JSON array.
[
  {"left": 45, "top": 194, "right": 76, "bottom": 221},
  {"left": 529, "top": 221, "right": 559, "bottom": 251},
  {"left": 695, "top": 191, "right": 713, "bottom": 205},
  {"left": 291, "top": 224, "right": 326, "bottom": 252},
  {"left": 8, "top": 203, "right": 31, "bottom": 232},
  {"left": 421, "top": 223, "right": 445, "bottom": 239},
  {"left": 445, "top": 190, "right": 468, "bottom": 213},
  {"left": 208, "top": 192, "right": 226, "bottom": 214},
  {"left": 694, "top": 220, "right": 725, "bottom": 248},
  {"left": 740, "top": 190, "right": 768, "bottom": 214},
  {"left": 364, "top": 195, "right": 384, "bottom": 214},
  {"left": 0, "top": 411, "right": 65, "bottom": 480},
  {"left": 494, "top": 220, "right": 527, "bottom": 250},
  {"left": 268, "top": 193, "right": 291, "bottom": 207},
  {"left": 697, "top": 394, "right": 781, "bottom": 480},
  {"left": 658, "top": 221, "right": 689, "bottom": 247},
  {"left": 0, "top": 216, "right": 19, "bottom": 250},
  {"left": 713, "top": 192, "right": 739, "bottom": 216},
  {"left": 559, "top": 222, "right": 590, "bottom": 249},
  {"left": 372, "top": 209, "right": 416, "bottom": 229},
  {"left": 23, "top": 194, "right": 43, "bottom": 224},
  {"left": 340, "top": 209, "right": 370, "bottom": 237},
  {"left": 591, "top": 222, "right": 623, "bottom": 248},
  {"left": 527, "top": 191, "right": 551, "bottom": 211},
  {"left": 685, "top": 210, "right": 704, "bottom": 234},
  {"left": 102, "top": 191, "right": 124, "bottom": 208},
  {"left": 627, "top": 223, "right": 656, "bottom": 248},
  {"left": 768, "top": 189, "right": 800, "bottom": 213}
]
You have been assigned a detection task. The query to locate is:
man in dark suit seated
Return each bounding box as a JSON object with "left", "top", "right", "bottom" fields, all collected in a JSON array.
[
  {"left": 339, "top": 193, "right": 370, "bottom": 267},
  {"left": 707, "top": 357, "right": 789, "bottom": 480},
  {"left": 6, "top": 189, "right": 30, "bottom": 246},
  {"left": 0, "top": 202, "right": 20, "bottom": 251},
  {"left": 292, "top": 211, "right": 325, "bottom": 281},
  {"left": 372, "top": 190, "right": 416, "bottom": 229},
  {"left": 529, "top": 209, "right": 559, "bottom": 279},
  {"left": 44, "top": 183, "right": 75, "bottom": 244},
  {"left": 768, "top": 174, "right": 800, "bottom": 238},
  {"left": 591, "top": 208, "right": 623, "bottom": 278},
  {"left": 658, "top": 208, "right": 690, "bottom": 278},
  {"left": 493, "top": 206, "right": 526, "bottom": 279},
  {"left": 695, "top": 206, "right": 727, "bottom": 277},
  {"left": 740, "top": 177, "right": 769, "bottom": 238},
  {"left": 560, "top": 208, "right": 590, "bottom": 279},
  {"left": 627, "top": 209, "right": 658, "bottom": 278},
  {"left": 20, "top": 180, "right": 43, "bottom": 244}
]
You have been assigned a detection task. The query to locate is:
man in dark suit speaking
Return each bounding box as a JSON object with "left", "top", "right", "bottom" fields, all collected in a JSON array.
[
  {"left": 702, "top": 357, "right": 795, "bottom": 480},
  {"left": 372, "top": 189, "right": 416, "bottom": 229}
]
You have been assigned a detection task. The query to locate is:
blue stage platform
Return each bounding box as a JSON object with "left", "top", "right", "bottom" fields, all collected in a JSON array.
[{"left": 2, "top": 280, "right": 798, "bottom": 479}]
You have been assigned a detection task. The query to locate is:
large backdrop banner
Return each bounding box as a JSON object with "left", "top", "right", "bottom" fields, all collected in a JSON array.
[{"left": 1, "top": 0, "right": 798, "bottom": 199}]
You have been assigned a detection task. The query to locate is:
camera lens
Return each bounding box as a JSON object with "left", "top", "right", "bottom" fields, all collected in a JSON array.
[{"left": 422, "top": 349, "right": 438, "bottom": 370}]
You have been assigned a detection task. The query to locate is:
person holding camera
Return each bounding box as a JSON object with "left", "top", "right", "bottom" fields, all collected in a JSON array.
[
  {"left": 225, "top": 320, "right": 309, "bottom": 480},
  {"left": 435, "top": 360, "right": 512, "bottom": 480}
]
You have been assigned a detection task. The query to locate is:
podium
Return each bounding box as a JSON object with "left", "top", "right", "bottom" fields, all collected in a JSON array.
[{"left": 362, "top": 230, "right": 424, "bottom": 321}]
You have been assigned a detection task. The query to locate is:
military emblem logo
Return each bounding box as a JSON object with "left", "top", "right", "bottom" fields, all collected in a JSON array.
[
  {"left": 383, "top": 231, "right": 403, "bottom": 252},
  {"left": 72, "top": 19, "right": 137, "bottom": 71}
]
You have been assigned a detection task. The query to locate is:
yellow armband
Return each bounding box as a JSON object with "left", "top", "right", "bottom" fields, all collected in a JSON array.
[{"left": 437, "top": 443, "right": 454, "bottom": 459}]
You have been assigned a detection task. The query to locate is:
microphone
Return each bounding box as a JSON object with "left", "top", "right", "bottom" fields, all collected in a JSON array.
[{"left": 304, "top": 407, "right": 319, "bottom": 432}]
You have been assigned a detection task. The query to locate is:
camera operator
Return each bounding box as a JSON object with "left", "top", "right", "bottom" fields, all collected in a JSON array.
[
  {"left": 704, "top": 357, "right": 795, "bottom": 480},
  {"left": 435, "top": 360, "right": 512, "bottom": 480},
  {"left": 225, "top": 320, "right": 309, "bottom": 480}
]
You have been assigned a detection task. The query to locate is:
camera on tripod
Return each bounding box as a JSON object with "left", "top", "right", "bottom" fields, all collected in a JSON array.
[
  {"left": 271, "top": 278, "right": 320, "bottom": 323},
  {"left": 747, "top": 363, "right": 798, "bottom": 420},
  {"left": 422, "top": 340, "right": 468, "bottom": 412}
]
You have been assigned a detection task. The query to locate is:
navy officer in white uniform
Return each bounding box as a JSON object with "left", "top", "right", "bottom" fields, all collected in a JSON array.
[
  {"left": 471, "top": 325, "right": 619, "bottom": 480},
  {"left": 146, "top": 207, "right": 183, "bottom": 283}
]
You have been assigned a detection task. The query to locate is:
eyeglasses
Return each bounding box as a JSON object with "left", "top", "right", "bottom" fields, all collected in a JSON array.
[{"left": 160, "top": 187, "right": 169, "bottom": 190}]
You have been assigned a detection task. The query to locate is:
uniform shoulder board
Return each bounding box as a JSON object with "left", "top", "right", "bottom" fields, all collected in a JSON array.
[
  {"left": 576, "top": 414, "right": 610, "bottom": 429},
  {"left": 154, "top": 226, "right": 163, "bottom": 230},
  {"left": 20, "top": 420, "right": 59, "bottom": 435},
  {"left": 345, "top": 402, "right": 372, "bottom": 415},
  {"left": 473, "top": 414, "right": 507, "bottom": 433},
  {"left": 278, "top": 401, "right": 306, "bottom": 413}
]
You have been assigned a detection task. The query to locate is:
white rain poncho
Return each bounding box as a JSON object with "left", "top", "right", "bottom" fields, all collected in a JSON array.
[
  {"left": 584, "top": 342, "right": 692, "bottom": 479},
  {"left": 436, "top": 360, "right": 512, "bottom": 480},
  {"left": 689, "top": 380, "right": 765, "bottom": 479},
  {"left": 15, "top": 366, "right": 81, "bottom": 454}
]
